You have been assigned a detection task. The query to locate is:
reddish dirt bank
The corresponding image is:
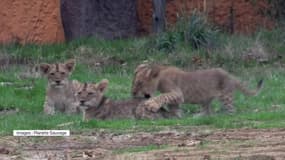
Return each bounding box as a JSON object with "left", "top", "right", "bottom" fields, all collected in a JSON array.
[
  {"left": 0, "top": 0, "right": 65, "bottom": 44},
  {"left": 1, "top": 128, "right": 285, "bottom": 159},
  {"left": 0, "top": 0, "right": 275, "bottom": 44}
]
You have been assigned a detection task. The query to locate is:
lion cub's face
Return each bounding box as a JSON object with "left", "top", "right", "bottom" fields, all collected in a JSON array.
[
  {"left": 132, "top": 64, "right": 160, "bottom": 99},
  {"left": 40, "top": 59, "right": 75, "bottom": 88},
  {"left": 73, "top": 79, "right": 109, "bottom": 109}
]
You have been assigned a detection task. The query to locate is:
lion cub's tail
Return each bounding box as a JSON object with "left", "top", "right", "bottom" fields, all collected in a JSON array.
[{"left": 236, "top": 79, "right": 263, "bottom": 96}]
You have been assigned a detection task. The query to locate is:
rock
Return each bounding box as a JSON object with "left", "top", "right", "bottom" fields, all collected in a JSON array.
[{"left": 60, "top": 0, "right": 137, "bottom": 40}]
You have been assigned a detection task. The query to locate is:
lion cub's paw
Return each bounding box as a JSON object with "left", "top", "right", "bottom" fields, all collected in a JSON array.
[{"left": 144, "top": 100, "right": 160, "bottom": 112}]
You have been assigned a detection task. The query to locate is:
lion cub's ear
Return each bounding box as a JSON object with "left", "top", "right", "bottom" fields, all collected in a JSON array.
[
  {"left": 64, "top": 59, "right": 76, "bottom": 72},
  {"left": 149, "top": 66, "right": 160, "bottom": 78},
  {"left": 39, "top": 63, "right": 51, "bottom": 74},
  {"left": 135, "top": 63, "right": 148, "bottom": 74},
  {"left": 96, "top": 79, "right": 109, "bottom": 92}
]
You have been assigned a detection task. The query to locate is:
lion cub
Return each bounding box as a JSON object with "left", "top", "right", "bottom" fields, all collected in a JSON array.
[
  {"left": 132, "top": 64, "right": 263, "bottom": 116},
  {"left": 40, "top": 59, "right": 79, "bottom": 115},
  {"left": 73, "top": 79, "right": 170, "bottom": 121}
]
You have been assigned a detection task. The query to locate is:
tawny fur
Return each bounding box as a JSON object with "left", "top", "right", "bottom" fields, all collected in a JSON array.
[
  {"left": 40, "top": 59, "right": 79, "bottom": 115},
  {"left": 132, "top": 64, "right": 263, "bottom": 116},
  {"left": 73, "top": 80, "right": 174, "bottom": 121}
]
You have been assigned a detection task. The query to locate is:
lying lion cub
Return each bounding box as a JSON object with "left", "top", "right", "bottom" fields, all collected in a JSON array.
[
  {"left": 132, "top": 64, "right": 263, "bottom": 116},
  {"left": 73, "top": 79, "right": 173, "bottom": 121},
  {"left": 40, "top": 59, "right": 79, "bottom": 115}
]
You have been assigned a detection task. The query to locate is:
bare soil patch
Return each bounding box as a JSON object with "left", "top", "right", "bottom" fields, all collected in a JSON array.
[
  {"left": 0, "top": 128, "right": 284, "bottom": 160},
  {"left": 0, "top": 107, "right": 19, "bottom": 116}
]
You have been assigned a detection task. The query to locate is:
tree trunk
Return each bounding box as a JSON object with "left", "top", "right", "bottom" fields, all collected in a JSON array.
[
  {"left": 152, "top": 0, "right": 166, "bottom": 33},
  {"left": 229, "top": 3, "right": 235, "bottom": 34}
]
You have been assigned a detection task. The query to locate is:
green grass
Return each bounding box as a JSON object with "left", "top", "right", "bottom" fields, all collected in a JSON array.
[{"left": 0, "top": 27, "right": 285, "bottom": 136}]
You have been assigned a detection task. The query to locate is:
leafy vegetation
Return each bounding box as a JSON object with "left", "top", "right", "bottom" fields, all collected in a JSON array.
[
  {"left": 176, "top": 11, "right": 219, "bottom": 49},
  {"left": 266, "top": 0, "right": 285, "bottom": 21},
  {"left": 151, "top": 11, "right": 219, "bottom": 53}
]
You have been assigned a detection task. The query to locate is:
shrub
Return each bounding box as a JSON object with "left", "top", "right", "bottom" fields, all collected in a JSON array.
[
  {"left": 155, "top": 32, "right": 177, "bottom": 53},
  {"left": 150, "top": 11, "right": 220, "bottom": 53},
  {"left": 266, "top": 0, "right": 285, "bottom": 21},
  {"left": 175, "top": 11, "right": 219, "bottom": 49}
]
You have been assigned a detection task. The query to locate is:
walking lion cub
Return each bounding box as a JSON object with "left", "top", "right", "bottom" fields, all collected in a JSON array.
[
  {"left": 132, "top": 64, "right": 263, "bottom": 116},
  {"left": 40, "top": 59, "right": 79, "bottom": 115},
  {"left": 73, "top": 79, "right": 174, "bottom": 121}
]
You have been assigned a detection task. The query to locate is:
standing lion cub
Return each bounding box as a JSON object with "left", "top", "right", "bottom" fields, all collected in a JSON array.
[
  {"left": 40, "top": 59, "right": 79, "bottom": 115},
  {"left": 73, "top": 79, "right": 173, "bottom": 121},
  {"left": 132, "top": 64, "right": 263, "bottom": 116}
]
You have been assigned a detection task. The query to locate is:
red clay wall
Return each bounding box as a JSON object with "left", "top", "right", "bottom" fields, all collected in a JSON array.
[
  {"left": 0, "top": 0, "right": 65, "bottom": 44},
  {"left": 137, "top": 0, "right": 274, "bottom": 34}
]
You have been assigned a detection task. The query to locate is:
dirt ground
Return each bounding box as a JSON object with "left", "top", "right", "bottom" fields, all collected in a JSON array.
[{"left": 0, "top": 128, "right": 285, "bottom": 160}]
